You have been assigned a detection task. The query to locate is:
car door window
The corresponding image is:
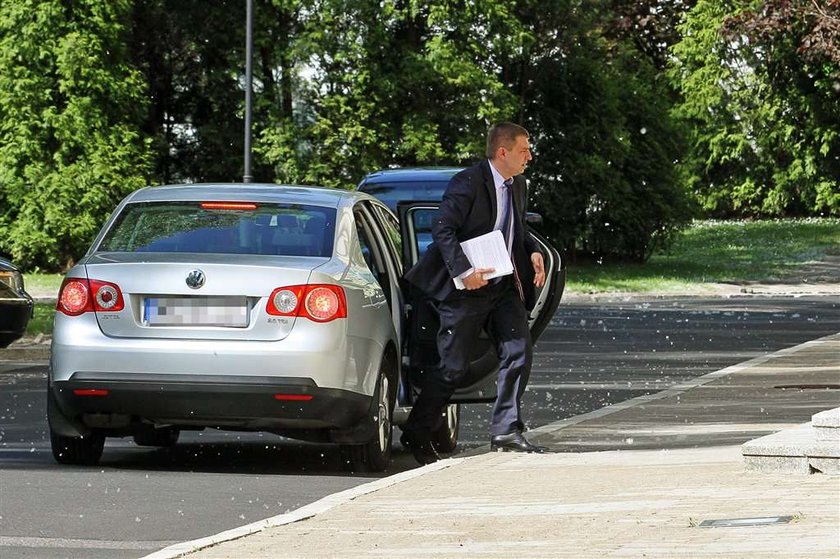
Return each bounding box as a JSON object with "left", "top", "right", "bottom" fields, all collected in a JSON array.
[
  {"left": 398, "top": 204, "right": 437, "bottom": 265},
  {"left": 354, "top": 205, "right": 394, "bottom": 309},
  {"left": 369, "top": 203, "right": 403, "bottom": 276}
]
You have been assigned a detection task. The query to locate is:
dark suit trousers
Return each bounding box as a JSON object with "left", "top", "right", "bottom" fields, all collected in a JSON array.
[{"left": 403, "top": 276, "right": 533, "bottom": 438}]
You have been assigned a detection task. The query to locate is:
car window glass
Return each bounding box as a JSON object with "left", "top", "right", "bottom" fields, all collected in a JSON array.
[
  {"left": 97, "top": 202, "right": 336, "bottom": 257},
  {"left": 354, "top": 209, "right": 385, "bottom": 275},
  {"left": 409, "top": 207, "right": 436, "bottom": 257},
  {"left": 354, "top": 205, "right": 394, "bottom": 308},
  {"left": 370, "top": 204, "right": 403, "bottom": 273},
  {"left": 358, "top": 181, "right": 446, "bottom": 212}
]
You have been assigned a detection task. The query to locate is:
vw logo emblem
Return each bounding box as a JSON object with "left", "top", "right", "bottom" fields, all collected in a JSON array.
[{"left": 185, "top": 270, "right": 205, "bottom": 289}]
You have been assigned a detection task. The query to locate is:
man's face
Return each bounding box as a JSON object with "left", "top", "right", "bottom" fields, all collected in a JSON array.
[{"left": 499, "top": 134, "right": 532, "bottom": 177}]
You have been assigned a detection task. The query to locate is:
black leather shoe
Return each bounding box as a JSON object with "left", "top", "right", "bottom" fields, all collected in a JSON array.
[
  {"left": 490, "top": 432, "right": 549, "bottom": 453},
  {"left": 400, "top": 431, "right": 440, "bottom": 465}
]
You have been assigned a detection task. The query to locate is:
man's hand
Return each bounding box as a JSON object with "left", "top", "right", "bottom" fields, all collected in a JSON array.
[
  {"left": 531, "top": 252, "right": 545, "bottom": 287},
  {"left": 463, "top": 267, "right": 494, "bottom": 290}
]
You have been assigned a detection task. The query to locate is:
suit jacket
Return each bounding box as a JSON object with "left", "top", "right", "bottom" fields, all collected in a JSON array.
[{"left": 404, "top": 160, "right": 542, "bottom": 310}]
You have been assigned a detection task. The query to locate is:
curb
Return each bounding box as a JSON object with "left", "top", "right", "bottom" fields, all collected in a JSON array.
[
  {"left": 140, "top": 457, "right": 467, "bottom": 559},
  {"left": 560, "top": 287, "right": 840, "bottom": 303},
  {"left": 0, "top": 346, "right": 50, "bottom": 363}
]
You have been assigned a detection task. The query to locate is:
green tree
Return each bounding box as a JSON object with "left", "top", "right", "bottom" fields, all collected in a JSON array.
[
  {"left": 670, "top": 0, "right": 839, "bottom": 217},
  {"left": 129, "top": 0, "right": 261, "bottom": 183},
  {"left": 0, "top": 0, "right": 151, "bottom": 269},
  {"left": 512, "top": 0, "right": 693, "bottom": 261},
  {"left": 260, "top": 0, "right": 518, "bottom": 187}
]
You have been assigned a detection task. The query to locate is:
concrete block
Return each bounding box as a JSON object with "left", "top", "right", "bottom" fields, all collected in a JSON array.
[
  {"left": 805, "top": 440, "right": 840, "bottom": 458},
  {"left": 816, "top": 426, "right": 840, "bottom": 441},
  {"left": 742, "top": 421, "right": 840, "bottom": 475},
  {"left": 809, "top": 457, "right": 840, "bottom": 475},
  {"left": 812, "top": 407, "right": 840, "bottom": 428},
  {"left": 744, "top": 454, "right": 812, "bottom": 474},
  {"left": 741, "top": 424, "right": 813, "bottom": 457}
]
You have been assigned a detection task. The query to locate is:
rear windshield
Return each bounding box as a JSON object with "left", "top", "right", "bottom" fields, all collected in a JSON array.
[
  {"left": 97, "top": 202, "right": 336, "bottom": 257},
  {"left": 359, "top": 181, "right": 446, "bottom": 212}
]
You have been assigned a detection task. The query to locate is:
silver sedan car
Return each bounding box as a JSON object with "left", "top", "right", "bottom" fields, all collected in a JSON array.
[{"left": 49, "top": 184, "right": 563, "bottom": 471}]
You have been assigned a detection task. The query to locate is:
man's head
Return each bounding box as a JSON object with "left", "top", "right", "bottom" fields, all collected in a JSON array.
[{"left": 486, "top": 122, "right": 531, "bottom": 179}]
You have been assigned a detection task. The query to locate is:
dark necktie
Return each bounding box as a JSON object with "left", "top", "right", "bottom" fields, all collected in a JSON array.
[
  {"left": 499, "top": 178, "right": 513, "bottom": 252},
  {"left": 495, "top": 178, "right": 524, "bottom": 301}
]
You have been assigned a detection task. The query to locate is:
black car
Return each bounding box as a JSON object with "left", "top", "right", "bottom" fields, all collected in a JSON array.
[
  {"left": 358, "top": 167, "right": 565, "bottom": 451},
  {"left": 0, "top": 257, "right": 34, "bottom": 347}
]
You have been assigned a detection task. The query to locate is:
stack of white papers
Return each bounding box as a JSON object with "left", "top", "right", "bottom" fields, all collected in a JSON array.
[{"left": 452, "top": 230, "right": 514, "bottom": 290}]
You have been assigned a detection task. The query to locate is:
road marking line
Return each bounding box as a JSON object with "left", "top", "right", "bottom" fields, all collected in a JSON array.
[
  {"left": 140, "top": 458, "right": 465, "bottom": 559},
  {"left": 0, "top": 536, "right": 179, "bottom": 550}
]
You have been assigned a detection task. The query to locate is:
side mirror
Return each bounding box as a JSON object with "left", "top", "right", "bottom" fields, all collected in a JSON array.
[{"left": 525, "top": 212, "right": 543, "bottom": 227}]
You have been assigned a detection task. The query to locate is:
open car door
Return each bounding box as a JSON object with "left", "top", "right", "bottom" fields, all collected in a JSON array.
[{"left": 397, "top": 201, "right": 565, "bottom": 403}]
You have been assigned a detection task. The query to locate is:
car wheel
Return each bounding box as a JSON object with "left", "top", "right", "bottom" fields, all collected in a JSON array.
[
  {"left": 431, "top": 403, "right": 460, "bottom": 453},
  {"left": 133, "top": 426, "right": 180, "bottom": 447},
  {"left": 48, "top": 391, "right": 105, "bottom": 466},
  {"left": 341, "top": 352, "right": 396, "bottom": 472},
  {"left": 50, "top": 428, "right": 105, "bottom": 466}
]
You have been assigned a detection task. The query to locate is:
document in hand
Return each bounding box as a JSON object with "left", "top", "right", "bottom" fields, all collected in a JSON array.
[{"left": 453, "top": 230, "right": 514, "bottom": 290}]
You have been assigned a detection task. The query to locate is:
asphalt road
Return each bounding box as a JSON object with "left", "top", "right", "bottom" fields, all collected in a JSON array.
[{"left": 1, "top": 295, "right": 838, "bottom": 558}]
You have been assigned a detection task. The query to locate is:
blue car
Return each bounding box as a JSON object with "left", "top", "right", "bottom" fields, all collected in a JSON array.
[
  {"left": 359, "top": 167, "right": 547, "bottom": 255},
  {"left": 357, "top": 167, "right": 460, "bottom": 214}
]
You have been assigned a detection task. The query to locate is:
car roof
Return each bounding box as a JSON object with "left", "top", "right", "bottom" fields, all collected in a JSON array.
[
  {"left": 126, "top": 183, "right": 363, "bottom": 208},
  {"left": 360, "top": 167, "right": 464, "bottom": 184}
]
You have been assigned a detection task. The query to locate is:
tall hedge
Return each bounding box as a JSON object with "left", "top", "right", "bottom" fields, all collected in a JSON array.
[{"left": 0, "top": 0, "right": 151, "bottom": 270}]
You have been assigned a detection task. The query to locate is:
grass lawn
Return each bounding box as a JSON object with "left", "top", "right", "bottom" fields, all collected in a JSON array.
[
  {"left": 27, "top": 302, "right": 55, "bottom": 339},
  {"left": 19, "top": 217, "right": 840, "bottom": 337},
  {"left": 567, "top": 218, "right": 840, "bottom": 293}
]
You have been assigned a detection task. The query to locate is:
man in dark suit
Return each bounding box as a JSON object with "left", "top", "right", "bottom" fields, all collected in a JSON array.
[{"left": 401, "top": 122, "right": 548, "bottom": 465}]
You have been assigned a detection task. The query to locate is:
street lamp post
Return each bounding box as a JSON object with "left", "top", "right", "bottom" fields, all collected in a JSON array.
[{"left": 243, "top": 0, "right": 254, "bottom": 183}]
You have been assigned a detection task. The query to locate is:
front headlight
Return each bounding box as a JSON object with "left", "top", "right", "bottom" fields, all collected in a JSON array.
[{"left": 0, "top": 270, "right": 24, "bottom": 292}]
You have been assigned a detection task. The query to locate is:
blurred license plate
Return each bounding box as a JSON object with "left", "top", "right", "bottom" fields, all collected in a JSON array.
[{"left": 144, "top": 296, "right": 248, "bottom": 327}]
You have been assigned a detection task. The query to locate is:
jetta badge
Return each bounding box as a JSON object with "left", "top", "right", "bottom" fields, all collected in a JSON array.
[{"left": 185, "top": 269, "right": 205, "bottom": 289}]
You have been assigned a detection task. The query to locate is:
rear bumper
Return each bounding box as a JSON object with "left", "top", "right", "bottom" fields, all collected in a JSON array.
[
  {"left": 50, "top": 313, "right": 382, "bottom": 396},
  {"left": 51, "top": 372, "right": 371, "bottom": 432}
]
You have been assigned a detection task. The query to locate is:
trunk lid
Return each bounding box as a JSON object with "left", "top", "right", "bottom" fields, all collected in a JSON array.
[{"left": 83, "top": 253, "right": 327, "bottom": 341}]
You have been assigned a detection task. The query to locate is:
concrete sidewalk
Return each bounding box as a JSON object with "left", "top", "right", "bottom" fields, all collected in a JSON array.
[{"left": 147, "top": 334, "right": 839, "bottom": 559}]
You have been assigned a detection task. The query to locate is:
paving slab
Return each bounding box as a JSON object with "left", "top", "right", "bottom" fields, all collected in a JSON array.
[{"left": 181, "top": 446, "right": 839, "bottom": 559}]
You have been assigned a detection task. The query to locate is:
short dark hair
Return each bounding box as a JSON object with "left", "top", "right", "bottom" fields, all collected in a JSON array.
[{"left": 486, "top": 122, "right": 529, "bottom": 159}]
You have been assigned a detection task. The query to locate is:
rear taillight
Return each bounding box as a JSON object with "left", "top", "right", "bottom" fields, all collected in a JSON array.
[
  {"left": 57, "top": 278, "right": 125, "bottom": 316},
  {"left": 267, "top": 284, "right": 347, "bottom": 322},
  {"left": 57, "top": 279, "right": 91, "bottom": 315}
]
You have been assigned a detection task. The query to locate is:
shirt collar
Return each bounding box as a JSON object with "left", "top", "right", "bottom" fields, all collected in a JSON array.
[{"left": 488, "top": 160, "right": 508, "bottom": 189}]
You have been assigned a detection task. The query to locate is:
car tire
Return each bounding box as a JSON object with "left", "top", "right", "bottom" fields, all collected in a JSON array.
[
  {"left": 340, "top": 351, "right": 397, "bottom": 472},
  {"left": 133, "top": 426, "right": 180, "bottom": 448},
  {"left": 48, "top": 390, "right": 105, "bottom": 466},
  {"left": 431, "top": 403, "right": 460, "bottom": 453},
  {"left": 49, "top": 429, "right": 105, "bottom": 466}
]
